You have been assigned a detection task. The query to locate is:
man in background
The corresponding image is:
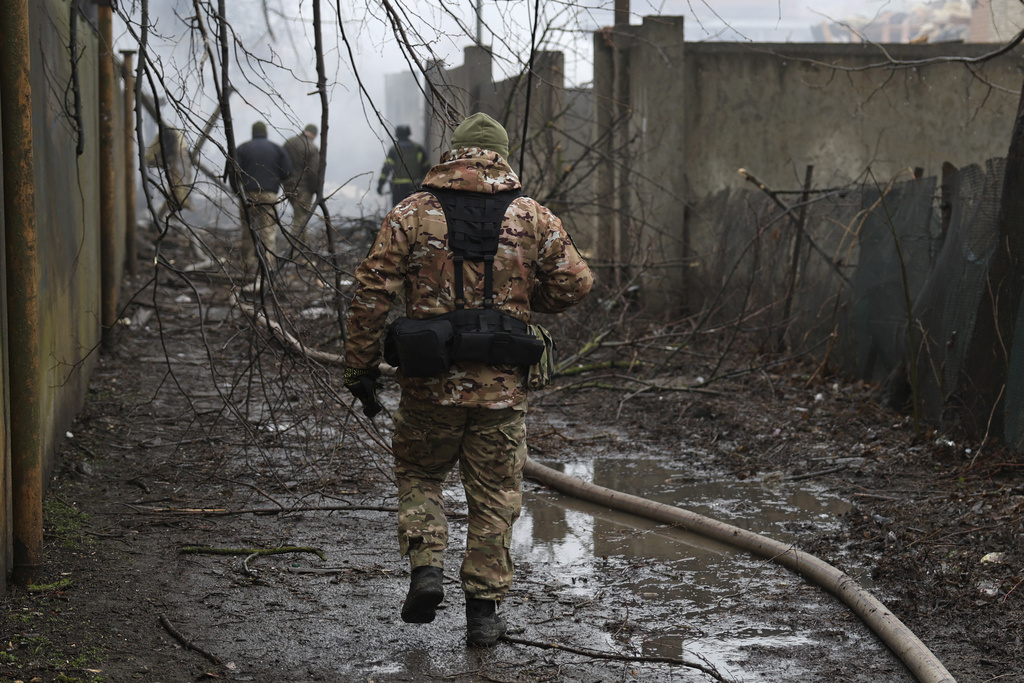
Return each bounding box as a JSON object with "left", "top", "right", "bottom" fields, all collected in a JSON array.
[
  {"left": 283, "top": 123, "right": 320, "bottom": 243},
  {"left": 144, "top": 125, "right": 211, "bottom": 266},
  {"left": 228, "top": 121, "right": 292, "bottom": 286},
  {"left": 376, "top": 124, "right": 431, "bottom": 207},
  {"left": 144, "top": 126, "right": 194, "bottom": 222}
]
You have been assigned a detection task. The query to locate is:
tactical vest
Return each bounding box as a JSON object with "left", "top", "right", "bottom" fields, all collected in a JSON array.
[{"left": 383, "top": 189, "right": 545, "bottom": 377}]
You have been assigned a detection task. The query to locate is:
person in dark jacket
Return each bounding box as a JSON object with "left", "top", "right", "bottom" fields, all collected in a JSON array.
[
  {"left": 229, "top": 121, "right": 292, "bottom": 280},
  {"left": 283, "top": 123, "right": 320, "bottom": 241},
  {"left": 377, "top": 125, "right": 431, "bottom": 206}
]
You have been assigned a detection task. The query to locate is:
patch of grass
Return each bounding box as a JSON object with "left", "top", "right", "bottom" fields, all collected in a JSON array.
[
  {"left": 67, "top": 645, "right": 106, "bottom": 669},
  {"left": 43, "top": 492, "right": 95, "bottom": 551},
  {"left": 28, "top": 578, "right": 74, "bottom": 593},
  {"left": 1, "top": 627, "right": 109, "bottom": 682}
]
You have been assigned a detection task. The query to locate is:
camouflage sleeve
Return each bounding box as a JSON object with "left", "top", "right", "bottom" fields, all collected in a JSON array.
[
  {"left": 530, "top": 206, "right": 594, "bottom": 314},
  {"left": 344, "top": 212, "right": 411, "bottom": 369},
  {"left": 144, "top": 137, "right": 161, "bottom": 167}
]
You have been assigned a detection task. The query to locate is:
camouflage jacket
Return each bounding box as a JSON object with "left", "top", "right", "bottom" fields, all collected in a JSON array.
[
  {"left": 283, "top": 134, "right": 320, "bottom": 194},
  {"left": 345, "top": 148, "right": 594, "bottom": 408}
]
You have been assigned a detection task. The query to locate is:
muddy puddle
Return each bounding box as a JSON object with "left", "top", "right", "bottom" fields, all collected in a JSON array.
[{"left": 515, "top": 452, "right": 867, "bottom": 679}]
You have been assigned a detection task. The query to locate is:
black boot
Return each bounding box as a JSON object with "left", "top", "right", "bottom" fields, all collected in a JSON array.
[
  {"left": 401, "top": 566, "right": 444, "bottom": 624},
  {"left": 466, "top": 598, "right": 505, "bottom": 646}
]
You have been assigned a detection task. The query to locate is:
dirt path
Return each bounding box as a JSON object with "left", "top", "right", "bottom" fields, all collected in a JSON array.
[{"left": 1, "top": 231, "right": 1021, "bottom": 683}]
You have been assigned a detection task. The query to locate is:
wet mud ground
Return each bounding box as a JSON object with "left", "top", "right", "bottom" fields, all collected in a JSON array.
[{"left": 1, "top": 225, "right": 1022, "bottom": 683}]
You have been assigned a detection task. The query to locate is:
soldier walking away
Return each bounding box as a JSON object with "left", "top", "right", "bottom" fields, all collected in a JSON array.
[
  {"left": 376, "top": 124, "right": 432, "bottom": 206},
  {"left": 283, "top": 123, "right": 320, "bottom": 243},
  {"left": 228, "top": 120, "right": 292, "bottom": 289},
  {"left": 144, "top": 126, "right": 207, "bottom": 264},
  {"left": 344, "top": 112, "right": 593, "bottom": 646},
  {"left": 144, "top": 126, "right": 195, "bottom": 221}
]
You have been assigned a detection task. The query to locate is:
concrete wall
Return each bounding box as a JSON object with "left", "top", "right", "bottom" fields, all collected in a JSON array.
[
  {"left": 0, "top": 0, "right": 127, "bottom": 590},
  {"left": 383, "top": 71, "right": 424, "bottom": 144},
  {"left": 683, "top": 41, "right": 1023, "bottom": 201},
  {"left": 586, "top": 18, "right": 1024, "bottom": 317},
  {"left": 594, "top": 16, "right": 688, "bottom": 311},
  {"left": 424, "top": 46, "right": 567, "bottom": 205},
  {"left": 30, "top": 0, "right": 125, "bottom": 482}
]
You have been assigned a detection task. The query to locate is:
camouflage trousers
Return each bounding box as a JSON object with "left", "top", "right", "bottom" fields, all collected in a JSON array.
[
  {"left": 239, "top": 190, "right": 280, "bottom": 274},
  {"left": 286, "top": 186, "right": 315, "bottom": 240},
  {"left": 392, "top": 393, "right": 527, "bottom": 601}
]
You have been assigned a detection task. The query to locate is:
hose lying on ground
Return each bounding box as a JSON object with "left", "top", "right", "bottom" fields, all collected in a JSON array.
[{"left": 523, "top": 457, "right": 956, "bottom": 683}]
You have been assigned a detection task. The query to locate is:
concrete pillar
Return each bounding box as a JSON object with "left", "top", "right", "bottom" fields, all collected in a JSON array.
[{"left": 593, "top": 27, "right": 618, "bottom": 281}]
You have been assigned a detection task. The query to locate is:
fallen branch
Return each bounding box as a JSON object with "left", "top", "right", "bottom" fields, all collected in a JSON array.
[
  {"left": 287, "top": 566, "right": 348, "bottom": 575},
  {"left": 541, "top": 376, "right": 725, "bottom": 396},
  {"left": 232, "top": 293, "right": 396, "bottom": 375},
  {"left": 559, "top": 360, "right": 646, "bottom": 376},
  {"left": 555, "top": 328, "right": 612, "bottom": 374},
  {"left": 159, "top": 614, "right": 222, "bottom": 666},
  {"left": 502, "top": 634, "right": 735, "bottom": 682},
  {"left": 180, "top": 545, "right": 327, "bottom": 561},
  {"left": 738, "top": 167, "right": 849, "bottom": 284},
  {"left": 147, "top": 504, "right": 398, "bottom": 516},
  {"left": 781, "top": 464, "right": 851, "bottom": 482}
]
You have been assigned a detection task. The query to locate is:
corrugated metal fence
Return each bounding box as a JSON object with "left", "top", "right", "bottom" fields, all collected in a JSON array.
[{"left": 688, "top": 158, "right": 1022, "bottom": 444}]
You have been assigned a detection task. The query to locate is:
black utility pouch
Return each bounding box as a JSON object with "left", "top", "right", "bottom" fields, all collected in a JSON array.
[
  {"left": 494, "top": 332, "right": 545, "bottom": 366},
  {"left": 384, "top": 317, "right": 454, "bottom": 377},
  {"left": 452, "top": 331, "right": 493, "bottom": 364}
]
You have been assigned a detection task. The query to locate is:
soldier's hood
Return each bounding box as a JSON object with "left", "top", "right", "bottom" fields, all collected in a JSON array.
[{"left": 422, "top": 149, "right": 522, "bottom": 194}]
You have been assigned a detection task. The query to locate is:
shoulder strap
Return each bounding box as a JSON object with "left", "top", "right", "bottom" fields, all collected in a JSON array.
[{"left": 426, "top": 188, "right": 523, "bottom": 309}]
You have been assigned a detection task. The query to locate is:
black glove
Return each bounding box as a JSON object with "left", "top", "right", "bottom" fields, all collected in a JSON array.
[
  {"left": 344, "top": 366, "right": 383, "bottom": 417},
  {"left": 376, "top": 179, "right": 386, "bottom": 195}
]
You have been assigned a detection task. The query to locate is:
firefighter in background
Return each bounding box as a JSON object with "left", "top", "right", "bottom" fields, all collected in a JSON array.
[{"left": 376, "top": 124, "right": 432, "bottom": 206}]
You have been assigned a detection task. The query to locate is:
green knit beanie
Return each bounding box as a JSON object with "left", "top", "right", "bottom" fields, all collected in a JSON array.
[
  {"left": 450, "top": 112, "right": 509, "bottom": 159},
  {"left": 252, "top": 121, "right": 268, "bottom": 138}
]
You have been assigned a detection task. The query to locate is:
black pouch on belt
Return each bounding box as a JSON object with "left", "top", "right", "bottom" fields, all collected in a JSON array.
[
  {"left": 450, "top": 309, "right": 544, "bottom": 366},
  {"left": 384, "top": 316, "right": 454, "bottom": 377}
]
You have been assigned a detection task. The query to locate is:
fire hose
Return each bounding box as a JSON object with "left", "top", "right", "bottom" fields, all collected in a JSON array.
[{"left": 523, "top": 457, "right": 956, "bottom": 683}]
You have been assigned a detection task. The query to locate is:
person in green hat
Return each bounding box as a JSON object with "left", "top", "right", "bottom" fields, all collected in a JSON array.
[
  {"left": 283, "top": 123, "right": 321, "bottom": 243},
  {"left": 344, "top": 112, "right": 593, "bottom": 646}
]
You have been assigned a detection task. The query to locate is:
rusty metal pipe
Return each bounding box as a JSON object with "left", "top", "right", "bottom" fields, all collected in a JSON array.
[
  {"left": 1, "top": 0, "right": 44, "bottom": 587},
  {"left": 121, "top": 51, "right": 137, "bottom": 277},
  {"left": 97, "top": 0, "right": 117, "bottom": 346}
]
